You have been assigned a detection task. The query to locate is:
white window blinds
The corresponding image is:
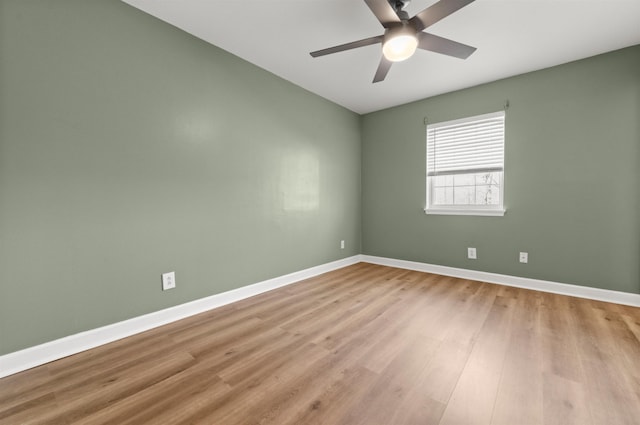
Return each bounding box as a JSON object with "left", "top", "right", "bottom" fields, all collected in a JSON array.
[{"left": 427, "top": 111, "right": 505, "bottom": 177}]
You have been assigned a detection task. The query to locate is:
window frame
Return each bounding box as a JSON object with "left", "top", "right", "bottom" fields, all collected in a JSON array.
[{"left": 425, "top": 111, "right": 506, "bottom": 217}]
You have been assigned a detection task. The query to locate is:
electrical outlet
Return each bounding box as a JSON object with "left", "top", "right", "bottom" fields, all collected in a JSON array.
[
  {"left": 340, "top": 240, "right": 345, "bottom": 249},
  {"left": 162, "top": 271, "right": 176, "bottom": 291},
  {"left": 519, "top": 252, "right": 528, "bottom": 263},
  {"left": 467, "top": 247, "right": 477, "bottom": 259}
]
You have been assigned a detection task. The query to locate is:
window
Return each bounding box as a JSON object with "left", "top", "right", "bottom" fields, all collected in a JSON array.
[{"left": 426, "top": 111, "right": 505, "bottom": 216}]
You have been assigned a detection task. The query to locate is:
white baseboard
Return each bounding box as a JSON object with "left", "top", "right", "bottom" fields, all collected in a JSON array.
[
  {"left": 0, "top": 255, "right": 361, "bottom": 379},
  {"left": 361, "top": 255, "right": 640, "bottom": 308},
  {"left": 3, "top": 254, "right": 637, "bottom": 379}
]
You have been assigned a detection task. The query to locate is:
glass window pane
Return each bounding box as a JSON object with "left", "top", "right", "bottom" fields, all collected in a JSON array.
[
  {"left": 428, "top": 171, "right": 502, "bottom": 209},
  {"left": 454, "top": 185, "right": 475, "bottom": 205},
  {"left": 445, "top": 186, "right": 453, "bottom": 204},
  {"left": 433, "top": 187, "right": 447, "bottom": 204},
  {"left": 475, "top": 184, "right": 488, "bottom": 205},
  {"left": 454, "top": 174, "right": 475, "bottom": 186},
  {"left": 444, "top": 175, "right": 454, "bottom": 186},
  {"left": 489, "top": 185, "right": 500, "bottom": 205},
  {"left": 475, "top": 184, "right": 496, "bottom": 205},
  {"left": 433, "top": 186, "right": 453, "bottom": 205},
  {"left": 475, "top": 173, "right": 495, "bottom": 185},
  {"left": 433, "top": 175, "right": 447, "bottom": 187}
]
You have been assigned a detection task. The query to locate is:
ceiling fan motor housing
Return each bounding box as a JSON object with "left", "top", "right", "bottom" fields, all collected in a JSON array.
[{"left": 384, "top": 21, "right": 418, "bottom": 43}]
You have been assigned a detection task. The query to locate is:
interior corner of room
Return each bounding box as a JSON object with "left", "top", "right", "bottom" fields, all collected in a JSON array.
[{"left": 0, "top": 0, "right": 639, "bottom": 379}]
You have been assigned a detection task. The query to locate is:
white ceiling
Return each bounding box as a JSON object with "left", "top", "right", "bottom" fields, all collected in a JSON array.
[{"left": 121, "top": 0, "right": 640, "bottom": 114}]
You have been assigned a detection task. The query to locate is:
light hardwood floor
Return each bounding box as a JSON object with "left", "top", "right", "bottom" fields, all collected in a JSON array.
[{"left": 1, "top": 263, "right": 640, "bottom": 424}]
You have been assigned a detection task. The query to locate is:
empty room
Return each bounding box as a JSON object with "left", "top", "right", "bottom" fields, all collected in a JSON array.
[{"left": 1, "top": 0, "right": 639, "bottom": 424}]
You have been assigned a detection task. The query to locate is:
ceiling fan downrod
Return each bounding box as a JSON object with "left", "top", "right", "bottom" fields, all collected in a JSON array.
[{"left": 390, "top": 0, "right": 411, "bottom": 19}]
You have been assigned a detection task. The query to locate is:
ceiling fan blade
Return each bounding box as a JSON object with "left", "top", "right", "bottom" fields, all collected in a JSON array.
[
  {"left": 417, "top": 32, "right": 476, "bottom": 59},
  {"left": 310, "top": 35, "right": 384, "bottom": 58},
  {"left": 410, "top": 0, "right": 475, "bottom": 32},
  {"left": 364, "top": 0, "right": 401, "bottom": 28},
  {"left": 373, "top": 56, "right": 393, "bottom": 83}
]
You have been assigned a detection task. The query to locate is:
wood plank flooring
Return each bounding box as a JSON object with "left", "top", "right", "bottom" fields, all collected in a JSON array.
[{"left": 1, "top": 263, "right": 640, "bottom": 424}]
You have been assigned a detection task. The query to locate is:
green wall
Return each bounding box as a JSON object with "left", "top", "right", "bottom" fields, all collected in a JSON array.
[
  {"left": 1, "top": 0, "right": 638, "bottom": 358},
  {"left": 362, "top": 45, "right": 640, "bottom": 294},
  {"left": 0, "top": 0, "right": 361, "bottom": 355}
]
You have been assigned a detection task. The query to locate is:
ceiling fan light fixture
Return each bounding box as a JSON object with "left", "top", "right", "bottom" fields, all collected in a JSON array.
[
  {"left": 382, "top": 34, "right": 418, "bottom": 61},
  {"left": 309, "top": 0, "right": 478, "bottom": 83},
  {"left": 382, "top": 30, "right": 418, "bottom": 62}
]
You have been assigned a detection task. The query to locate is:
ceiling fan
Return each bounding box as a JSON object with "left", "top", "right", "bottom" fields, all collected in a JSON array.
[{"left": 310, "top": 0, "right": 477, "bottom": 83}]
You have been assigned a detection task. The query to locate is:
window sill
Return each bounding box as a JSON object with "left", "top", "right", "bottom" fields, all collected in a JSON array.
[{"left": 424, "top": 208, "right": 506, "bottom": 217}]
